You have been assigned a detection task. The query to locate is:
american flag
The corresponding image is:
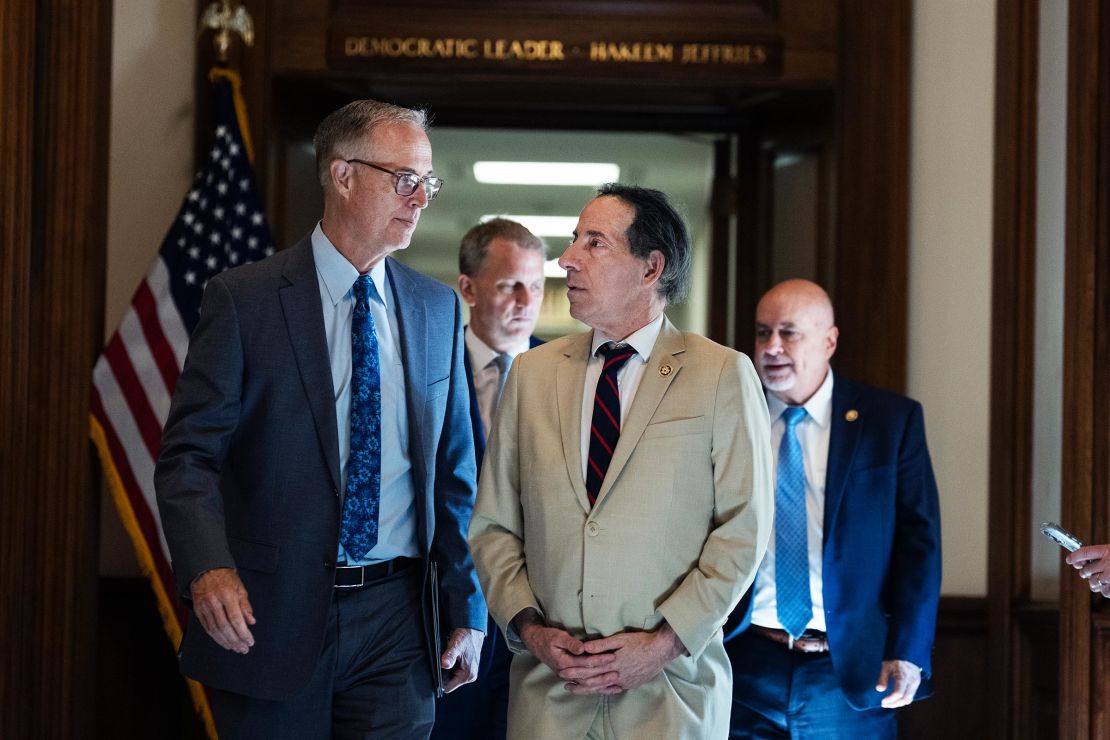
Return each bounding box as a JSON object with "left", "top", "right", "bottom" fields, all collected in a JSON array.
[{"left": 89, "top": 69, "right": 274, "bottom": 736}]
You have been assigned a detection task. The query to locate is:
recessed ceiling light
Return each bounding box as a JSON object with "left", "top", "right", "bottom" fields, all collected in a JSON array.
[
  {"left": 481, "top": 214, "right": 578, "bottom": 238},
  {"left": 473, "top": 161, "right": 620, "bottom": 186}
]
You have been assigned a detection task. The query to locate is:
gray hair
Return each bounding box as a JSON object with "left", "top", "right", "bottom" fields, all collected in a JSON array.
[{"left": 313, "top": 99, "right": 428, "bottom": 187}]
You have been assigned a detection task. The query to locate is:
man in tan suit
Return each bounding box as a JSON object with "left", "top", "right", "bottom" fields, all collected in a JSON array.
[{"left": 469, "top": 183, "right": 774, "bottom": 739}]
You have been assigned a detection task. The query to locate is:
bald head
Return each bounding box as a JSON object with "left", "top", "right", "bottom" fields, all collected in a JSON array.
[{"left": 754, "top": 279, "right": 839, "bottom": 405}]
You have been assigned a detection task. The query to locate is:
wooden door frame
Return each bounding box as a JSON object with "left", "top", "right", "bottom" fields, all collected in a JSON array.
[
  {"left": 0, "top": 0, "right": 113, "bottom": 735},
  {"left": 1060, "top": 1, "right": 1110, "bottom": 737}
]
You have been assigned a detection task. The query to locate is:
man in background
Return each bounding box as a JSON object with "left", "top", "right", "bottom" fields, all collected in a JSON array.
[
  {"left": 432, "top": 218, "right": 546, "bottom": 740},
  {"left": 726, "top": 278, "right": 942, "bottom": 738},
  {"left": 155, "top": 99, "right": 485, "bottom": 738},
  {"left": 470, "top": 184, "right": 773, "bottom": 738}
]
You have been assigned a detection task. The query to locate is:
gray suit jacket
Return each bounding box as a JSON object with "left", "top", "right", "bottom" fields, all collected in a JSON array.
[{"left": 155, "top": 236, "right": 485, "bottom": 700}]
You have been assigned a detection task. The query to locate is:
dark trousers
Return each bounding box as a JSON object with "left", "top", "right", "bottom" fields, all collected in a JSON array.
[
  {"left": 726, "top": 629, "right": 896, "bottom": 739},
  {"left": 209, "top": 566, "right": 435, "bottom": 740},
  {"left": 429, "top": 616, "right": 511, "bottom": 740}
]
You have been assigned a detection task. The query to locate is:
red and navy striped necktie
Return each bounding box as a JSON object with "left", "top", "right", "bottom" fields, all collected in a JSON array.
[{"left": 586, "top": 342, "right": 636, "bottom": 505}]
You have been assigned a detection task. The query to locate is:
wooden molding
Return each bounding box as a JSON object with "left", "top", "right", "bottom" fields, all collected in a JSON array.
[
  {"left": 1060, "top": 2, "right": 1110, "bottom": 738},
  {"left": 832, "top": 0, "right": 911, "bottom": 391},
  {"left": 0, "top": 0, "right": 112, "bottom": 736},
  {"left": 985, "top": 1, "right": 1040, "bottom": 739}
]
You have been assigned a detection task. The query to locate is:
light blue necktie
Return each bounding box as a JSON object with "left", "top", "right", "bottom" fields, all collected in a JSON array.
[
  {"left": 493, "top": 353, "right": 512, "bottom": 403},
  {"left": 341, "top": 274, "right": 382, "bottom": 560},
  {"left": 776, "top": 405, "right": 811, "bottom": 640}
]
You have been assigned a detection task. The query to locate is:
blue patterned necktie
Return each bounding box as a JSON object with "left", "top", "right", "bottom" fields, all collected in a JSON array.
[
  {"left": 586, "top": 342, "right": 636, "bottom": 505},
  {"left": 341, "top": 274, "right": 382, "bottom": 560},
  {"left": 776, "top": 405, "right": 811, "bottom": 639}
]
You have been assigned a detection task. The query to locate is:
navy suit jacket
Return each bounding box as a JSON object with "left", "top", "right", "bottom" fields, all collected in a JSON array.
[
  {"left": 155, "top": 237, "right": 486, "bottom": 700},
  {"left": 726, "top": 376, "right": 941, "bottom": 709}
]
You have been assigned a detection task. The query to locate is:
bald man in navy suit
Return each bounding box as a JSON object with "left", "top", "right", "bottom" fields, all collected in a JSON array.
[
  {"left": 431, "top": 218, "right": 546, "bottom": 740},
  {"left": 725, "top": 279, "right": 941, "bottom": 739}
]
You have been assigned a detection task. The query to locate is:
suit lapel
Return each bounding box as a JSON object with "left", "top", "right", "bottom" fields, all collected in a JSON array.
[
  {"left": 462, "top": 346, "right": 485, "bottom": 465},
  {"left": 593, "top": 319, "right": 685, "bottom": 509},
  {"left": 387, "top": 259, "right": 428, "bottom": 464},
  {"left": 823, "top": 376, "right": 862, "bottom": 540},
  {"left": 278, "top": 240, "right": 341, "bottom": 492},
  {"left": 556, "top": 333, "right": 592, "bottom": 513}
]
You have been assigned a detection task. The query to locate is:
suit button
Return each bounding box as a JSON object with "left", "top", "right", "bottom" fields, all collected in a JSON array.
[
  {"left": 586, "top": 522, "right": 599, "bottom": 536},
  {"left": 323, "top": 559, "right": 334, "bottom": 569}
]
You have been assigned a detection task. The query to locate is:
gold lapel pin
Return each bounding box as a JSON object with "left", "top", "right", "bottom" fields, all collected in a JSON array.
[
  {"left": 659, "top": 364, "right": 673, "bottom": 376},
  {"left": 845, "top": 409, "right": 859, "bottom": 422}
]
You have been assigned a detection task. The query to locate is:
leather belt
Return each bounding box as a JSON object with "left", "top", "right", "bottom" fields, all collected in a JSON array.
[
  {"left": 334, "top": 557, "right": 417, "bottom": 589},
  {"left": 752, "top": 625, "right": 829, "bottom": 653}
]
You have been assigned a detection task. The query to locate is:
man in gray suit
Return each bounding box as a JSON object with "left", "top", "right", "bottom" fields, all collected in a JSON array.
[{"left": 155, "top": 99, "right": 485, "bottom": 738}]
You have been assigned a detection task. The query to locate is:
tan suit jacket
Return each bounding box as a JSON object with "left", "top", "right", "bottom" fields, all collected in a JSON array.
[{"left": 469, "top": 318, "right": 774, "bottom": 739}]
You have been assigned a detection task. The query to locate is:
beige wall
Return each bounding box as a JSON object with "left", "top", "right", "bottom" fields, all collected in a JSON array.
[
  {"left": 908, "top": 0, "right": 996, "bottom": 596},
  {"left": 99, "top": 0, "right": 196, "bottom": 576}
]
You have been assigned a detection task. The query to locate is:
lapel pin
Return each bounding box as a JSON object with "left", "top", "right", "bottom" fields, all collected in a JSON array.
[
  {"left": 659, "top": 364, "right": 673, "bottom": 376},
  {"left": 845, "top": 409, "right": 859, "bottom": 422}
]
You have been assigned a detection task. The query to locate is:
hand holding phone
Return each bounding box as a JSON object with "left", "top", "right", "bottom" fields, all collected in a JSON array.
[{"left": 1041, "top": 522, "right": 1083, "bottom": 552}]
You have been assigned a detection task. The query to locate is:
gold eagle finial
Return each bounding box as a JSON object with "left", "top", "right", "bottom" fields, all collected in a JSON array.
[{"left": 199, "top": 2, "right": 255, "bottom": 62}]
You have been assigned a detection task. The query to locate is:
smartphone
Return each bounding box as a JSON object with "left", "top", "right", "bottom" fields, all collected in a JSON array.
[{"left": 1041, "top": 521, "right": 1083, "bottom": 552}]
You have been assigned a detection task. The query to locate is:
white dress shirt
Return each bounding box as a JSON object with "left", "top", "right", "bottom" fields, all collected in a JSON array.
[
  {"left": 464, "top": 327, "right": 530, "bottom": 436},
  {"left": 578, "top": 314, "right": 665, "bottom": 482},
  {"left": 750, "top": 369, "right": 835, "bottom": 633},
  {"left": 311, "top": 223, "right": 418, "bottom": 565}
]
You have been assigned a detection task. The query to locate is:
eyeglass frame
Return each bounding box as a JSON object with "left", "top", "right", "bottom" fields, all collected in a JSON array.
[{"left": 344, "top": 159, "right": 444, "bottom": 200}]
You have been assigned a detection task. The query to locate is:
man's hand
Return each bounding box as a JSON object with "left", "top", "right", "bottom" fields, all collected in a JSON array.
[
  {"left": 569, "top": 622, "right": 687, "bottom": 695},
  {"left": 875, "top": 659, "right": 922, "bottom": 708},
  {"left": 1067, "top": 544, "right": 1110, "bottom": 596},
  {"left": 440, "top": 627, "right": 485, "bottom": 693},
  {"left": 513, "top": 609, "right": 616, "bottom": 689},
  {"left": 190, "top": 567, "right": 255, "bottom": 654}
]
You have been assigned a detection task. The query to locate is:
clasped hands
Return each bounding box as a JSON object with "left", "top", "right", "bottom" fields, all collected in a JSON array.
[{"left": 514, "top": 609, "right": 686, "bottom": 695}]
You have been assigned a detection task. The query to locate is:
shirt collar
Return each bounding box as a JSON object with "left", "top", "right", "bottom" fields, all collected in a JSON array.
[
  {"left": 766, "top": 368, "right": 835, "bottom": 429},
  {"left": 311, "top": 222, "right": 388, "bottom": 307},
  {"left": 589, "top": 313, "right": 665, "bottom": 363},
  {"left": 464, "top": 327, "right": 530, "bottom": 370}
]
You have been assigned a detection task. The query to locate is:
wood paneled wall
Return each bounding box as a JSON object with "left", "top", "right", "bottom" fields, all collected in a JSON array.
[
  {"left": 1060, "top": 1, "right": 1110, "bottom": 737},
  {"left": 987, "top": 0, "right": 1041, "bottom": 737},
  {"left": 833, "top": 0, "right": 911, "bottom": 392},
  {"left": 0, "top": 0, "right": 112, "bottom": 735}
]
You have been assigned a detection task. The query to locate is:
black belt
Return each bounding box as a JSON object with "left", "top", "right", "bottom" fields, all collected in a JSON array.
[
  {"left": 334, "top": 557, "right": 418, "bottom": 589},
  {"left": 752, "top": 626, "right": 830, "bottom": 653}
]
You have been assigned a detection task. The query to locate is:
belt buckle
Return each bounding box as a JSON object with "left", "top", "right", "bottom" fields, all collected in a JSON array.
[
  {"left": 787, "top": 633, "right": 795, "bottom": 650},
  {"left": 335, "top": 565, "right": 364, "bottom": 589}
]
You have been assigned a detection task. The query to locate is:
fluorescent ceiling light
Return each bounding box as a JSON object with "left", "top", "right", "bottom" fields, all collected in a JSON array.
[
  {"left": 473, "top": 161, "right": 620, "bottom": 186},
  {"left": 481, "top": 214, "right": 578, "bottom": 238}
]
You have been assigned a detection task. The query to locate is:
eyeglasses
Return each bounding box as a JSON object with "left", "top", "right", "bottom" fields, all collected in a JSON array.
[{"left": 344, "top": 159, "right": 444, "bottom": 200}]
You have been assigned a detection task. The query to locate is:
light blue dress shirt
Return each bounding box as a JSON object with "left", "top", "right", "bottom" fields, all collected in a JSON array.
[{"left": 311, "top": 223, "right": 418, "bottom": 565}]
